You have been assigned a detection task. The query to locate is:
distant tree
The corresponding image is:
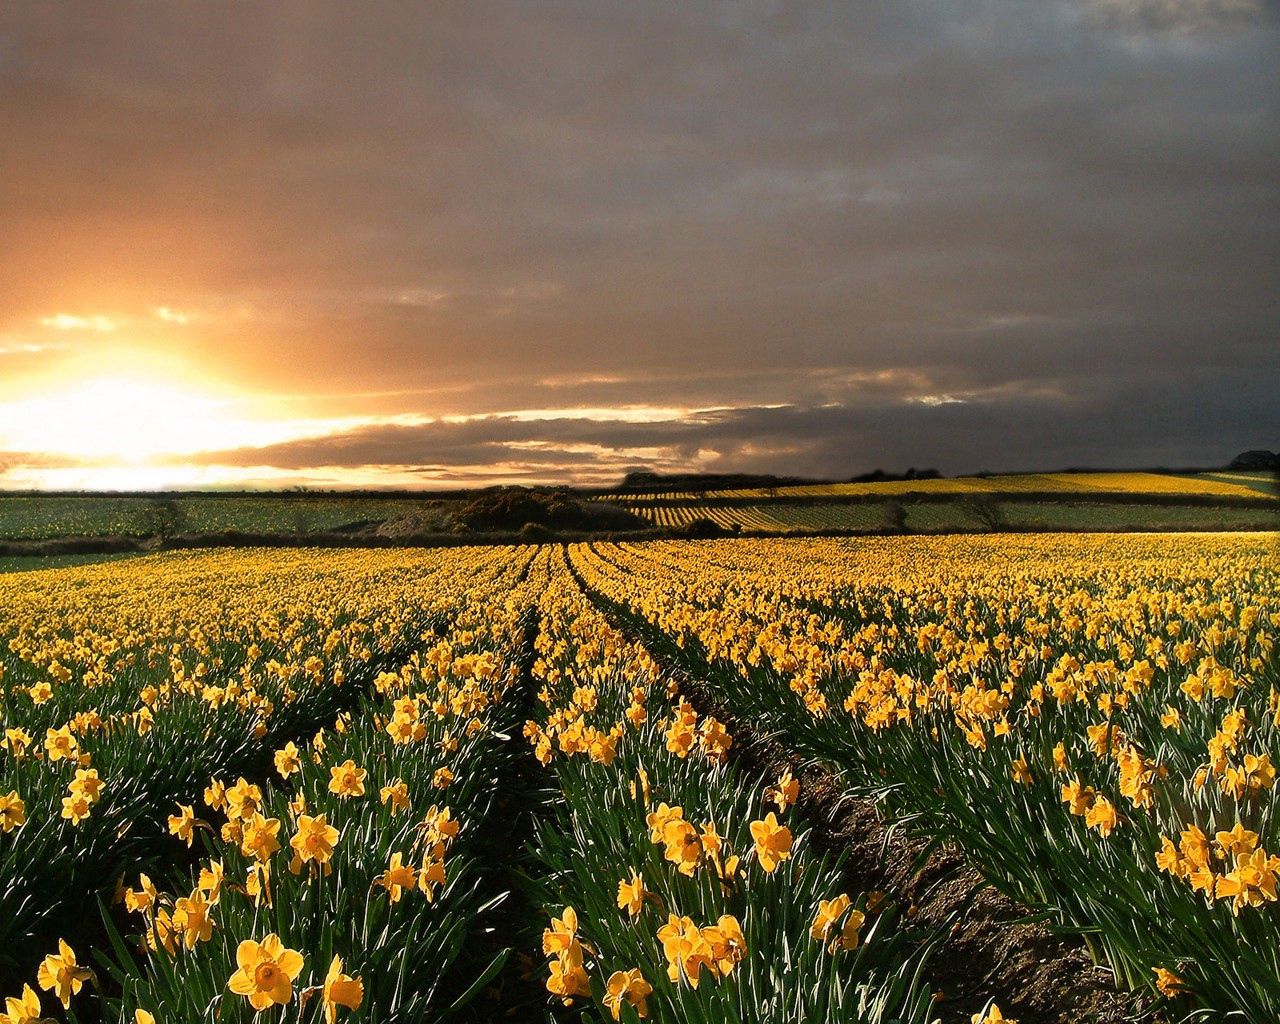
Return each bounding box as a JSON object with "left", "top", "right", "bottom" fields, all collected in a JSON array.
[
  {"left": 1229, "top": 450, "right": 1280, "bottom": 470},
  {"left": 679, "top": 517, "right": 726, "bottom": 539},
  {"left": 519, "top": 522, "right": 556, "bottom": 543},
  {"left": 962, "top": 497, "right": 1004, "bottom": 531},
  {"left": 884, "top": 500, "right": 908, "bottom": 532},
  {"left": 140, "top": 498, "right": 187, "bottom": 540}
]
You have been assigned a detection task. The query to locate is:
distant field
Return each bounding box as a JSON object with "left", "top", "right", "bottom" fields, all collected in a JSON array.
[
  {"left": 1195, "top": 471, "right": 1280, "bottom": 497},
  {"left": 625, "top": 498, "right": 1279, "bottom": 534},
  {"left": 0, "top": 494, "right": 427, "bottom": 540},
  {"left": 0, "top": 471, "right": 1275, "bottom": 544},
  {"left": 0, "top": 552, "right": 141, "bottom": 573},
  {"left": 611, "top": 470, "right": 1278, "bottom": 502}
]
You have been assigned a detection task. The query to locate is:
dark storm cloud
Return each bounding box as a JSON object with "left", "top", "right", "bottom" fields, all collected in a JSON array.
[
  {"left": 0, "top": 1, "right": 1276, "bottom": 480},
  {"left": 185, "top": 363, "right": 1280, "bottom": 480},
  {"left": 1087, "top": 0, "right": 1274, "bottom": 32}
]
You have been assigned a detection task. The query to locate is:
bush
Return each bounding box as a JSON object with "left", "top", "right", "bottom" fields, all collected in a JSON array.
[{"left": 453, "top": 488, "right": 644, "bottom": 534}]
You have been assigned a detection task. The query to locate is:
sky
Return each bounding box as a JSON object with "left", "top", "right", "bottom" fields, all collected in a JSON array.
[{"left": 0, "top": 1, "right": 1277, "bottom": 490}]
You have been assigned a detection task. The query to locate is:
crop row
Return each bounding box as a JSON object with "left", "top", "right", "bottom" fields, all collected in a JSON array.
[
  {"left": 572, "top": 534, "right": 1280, "bottom": 1021},
  {"left": 2, "top": 533, "right": 1273, "bottom": 1023},
  {"left": 521, "top": 546, "right": 939, "bottom": 1023},
  {"left": 0, "top": 546, "right": 537, "bottom": 1019}
]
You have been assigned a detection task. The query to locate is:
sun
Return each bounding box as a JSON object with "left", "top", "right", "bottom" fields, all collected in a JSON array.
[
  {"left": 0, "top": 373, "right": 271, "bottom": 463},
  {"left": 0, "top": 366, "right": 417, "bottom": 490}
]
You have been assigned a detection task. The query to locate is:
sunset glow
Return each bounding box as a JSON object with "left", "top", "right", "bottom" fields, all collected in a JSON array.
[
  {"left": 0, "top": 375, "right": 271, "bottom": 461},
  {"left": 0, "top": 360, "right": 712, "bottom": 490},
  {"left": 0, "top": 367, "right": 434, "bottom": 489}
]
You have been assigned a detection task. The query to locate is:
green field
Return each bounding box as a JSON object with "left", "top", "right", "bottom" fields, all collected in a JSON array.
[
  {"left": 0, "top": 495, "right": 430, "bottom": 540},
  {"left": 0, "top": 552, "right": 142, "bottom": 574},
  {"left": 1195, "top": 471, "right": 1280, "bottom": 497}
]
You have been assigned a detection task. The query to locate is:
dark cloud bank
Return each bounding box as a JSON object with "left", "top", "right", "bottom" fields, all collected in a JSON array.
[{"left": 183, "top": 369, "right": 1273, "bottom": 483}]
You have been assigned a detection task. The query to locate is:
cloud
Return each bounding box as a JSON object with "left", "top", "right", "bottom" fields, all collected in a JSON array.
[
  {"left": 2, "top": 364, "right": 1273, "bottom": 489},
  {"left": 0, "top": 339, "right": 61, "bottom": 356},
  {"left": 163, "top": 366, "right": 1279, "bottom": 481},
  {"left": 39, "top": 314, "right": 116, "bottom": 332},
  {"left": 1086, "top": 0, "right": 1268, "bottom": 33},
  {"left": 910, "top": 395, "right": 967, "bottom": 406},
  {"left": 0, "top": 2, "right": 1275, "bottom": 483}
]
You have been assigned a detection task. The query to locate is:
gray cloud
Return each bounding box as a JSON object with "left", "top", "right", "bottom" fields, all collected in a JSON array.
[
  {"left": 168, "top": 364, "right": 1278, "bottom": 481},
  {"left": 1086, "top": 0, "right": 1270, "bottom": 33}
]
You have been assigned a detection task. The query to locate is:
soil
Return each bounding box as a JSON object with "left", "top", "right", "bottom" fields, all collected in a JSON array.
[
  {"left": 702, "top": 698, "right": 1155, "bottom": 1024},
  {"left": 800, "top": 772, "right": 1149, "bottom": 1024}
]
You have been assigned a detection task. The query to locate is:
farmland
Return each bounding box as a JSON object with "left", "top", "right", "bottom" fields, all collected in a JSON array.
[
  {"left": 0, "top": 495, "right": 432, "bottom": 541},
  {"left": 0, "top": 470, "right": 1276, "bottom": 555},
  {"left": 0, "top": 534, "right": 1277, "bottom": 1022},
  {"left": 605, "top": 470, "right": 1279, "bottom": 536},
  {"left": 619, "top": 499, "right": 1278, "bottom": 534},
  {"left": 603, "top": 471, "right": 1277, "bottom": 502}
]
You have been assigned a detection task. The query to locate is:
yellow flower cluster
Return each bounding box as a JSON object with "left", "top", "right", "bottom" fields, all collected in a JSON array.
[
  {"left": 564, "top": 533, "right": 1279, "bottom": 1013},
  {"left": 0, "top": 544, "right": 541, "bottom": 1018},
  {"left": 1156, "top": 823, "right": 1279, "bottom": 913},
  {"left": 655, "top": 912, "right": 746, "bottom": 986},
  {"left": 517, "top": 545, "right": 915, "bottom": 1021},
  {"left": 3, "top": 531, "right": 1273, "bottom": 1019}
]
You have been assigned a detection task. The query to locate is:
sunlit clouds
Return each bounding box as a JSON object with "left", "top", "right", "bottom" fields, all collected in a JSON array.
[
  {"left": 0, "top": 361, "right": 733, "bottom": 489},
  {"left": 39, "top": 314, "right": 116, "bottom": 332}
]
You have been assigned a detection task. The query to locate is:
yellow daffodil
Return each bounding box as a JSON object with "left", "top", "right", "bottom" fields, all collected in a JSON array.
[
  {"left": 36, "top": 940, "right": 93, "bottom": 1009},
  {"left": 1153, "top": 967, "right": 1186, "bottom": 997},
  {"left": 0, "top": 791, "right": 26, "bottom": 833},
  {"left": 379, "top": 779, "right": 410, "bottom": 813},
  {"left": 289, "top": 814, "right": 340, "bottom": 872},
  {"left": 321, "top": 956, "right": 363, "bottom": 1024},
  {"left": 617, "top": 871, "right": 646, "bottom": 917},
  {"left": 0, "top": 984, "right": 44, "bottom": 1024},
  {"left": 603, "top": 969, "right": 652, "bottom": 1020},
  {"left": 766, "top": 769, "right": 800, "bottom": 812},
  {"left": 227, "top": 934, "right": 304, "bottom": 1011},
  {"left": 172, "top": 888, "right": 215, "bottom": 948},
  {"left": 328, "top": 760, "right": 367, "bottom": 797},
  {"left": 274, "top": 742, "right": 302, "bottom": 779},
  {"left": 749, "top": 812, "right": 793, "bottom": 873},
  {"left": 168, "top": 804, "right": 198, "bottom": 846},
  {"left": 376, "top": 852, "right": 417, "bottom": 903}
]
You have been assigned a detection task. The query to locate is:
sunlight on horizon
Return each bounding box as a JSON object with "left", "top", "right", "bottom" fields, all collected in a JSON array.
[
  {"left": 0, "top": 366, "right": 670, "bottom": 490},
  {"left": 0, "top": 369, "right": 408, "bottom": 489},
  {"left": 0, "top": 374, "right": 287, "bottom": 462}
]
